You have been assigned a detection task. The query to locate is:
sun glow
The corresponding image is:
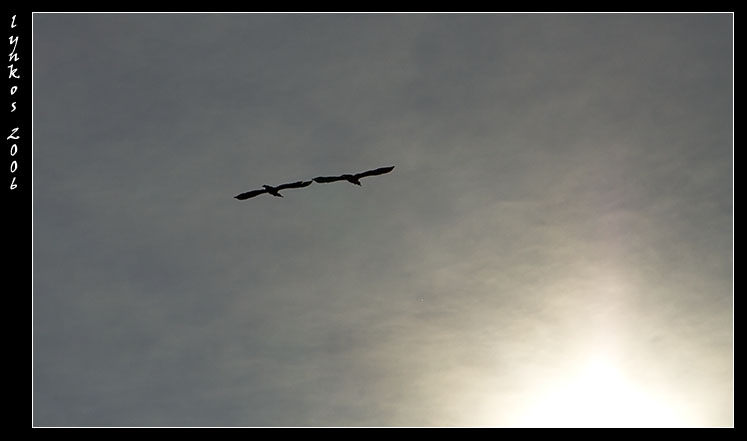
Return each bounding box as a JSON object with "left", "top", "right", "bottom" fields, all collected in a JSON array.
[{"left": 515, "top": 357, "right": 687, "bottom": 427}]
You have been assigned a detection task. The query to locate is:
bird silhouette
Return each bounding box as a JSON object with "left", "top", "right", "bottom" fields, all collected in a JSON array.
[
  {"left": 312, "top": 166, "right": 395, "bottom": 186},
  {"left": 234, "top": 180, "right": 313, "bottom": 200}
]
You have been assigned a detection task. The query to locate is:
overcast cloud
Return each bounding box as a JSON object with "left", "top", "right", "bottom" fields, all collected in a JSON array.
[{"left": 33, "top": 13, "right": 732, "bottom": 427}]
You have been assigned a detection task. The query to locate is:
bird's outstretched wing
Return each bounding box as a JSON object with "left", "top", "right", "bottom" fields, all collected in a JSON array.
[
  {"left": 312, "top": 175, "right": 347, "bottom": 184},
  {"left": 354, "top": 165, "right": 395, "bottom": 179},
  {"left": 276, "top": 180, "right": 313, "bottom": 191},
  {"left": 234, "top": 189, "right": 268, "bottom": 200}
]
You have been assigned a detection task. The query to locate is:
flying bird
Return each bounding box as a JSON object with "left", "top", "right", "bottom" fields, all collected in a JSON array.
[
  {"left": 234, "top": 180, "right": 313, "bottom": 200},
  {"left": 312, "top": 165, "right": 395, "bottom": 186}
]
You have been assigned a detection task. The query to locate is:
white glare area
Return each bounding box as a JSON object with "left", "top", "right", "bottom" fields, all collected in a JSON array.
[{"left": 514, "top": 357, "right": 689, "bottom": 427}]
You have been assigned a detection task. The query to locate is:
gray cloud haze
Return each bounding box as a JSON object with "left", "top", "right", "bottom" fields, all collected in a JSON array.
[{"left": 33, "top": 13, "right": 732, "bottom": 426}]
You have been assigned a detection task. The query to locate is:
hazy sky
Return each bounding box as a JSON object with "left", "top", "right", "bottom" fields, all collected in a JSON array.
[{"left": 33, "top": 13, "right": 733, "bottom": 427}]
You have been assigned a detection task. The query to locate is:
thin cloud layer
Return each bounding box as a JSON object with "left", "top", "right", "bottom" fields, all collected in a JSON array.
[{"left": 33, "top": 14, "right": 732, "bottom": 426}]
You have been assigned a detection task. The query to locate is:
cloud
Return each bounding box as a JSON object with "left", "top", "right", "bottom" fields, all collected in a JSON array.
[{"left": 33, "top": 13, "right": 732, "bottom": 426}]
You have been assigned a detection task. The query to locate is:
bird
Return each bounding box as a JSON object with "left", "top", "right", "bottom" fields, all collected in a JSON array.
[
  {"left": 312, "top": 165, "right": 395, "bottom": 186},
  {"left": 234, "top": 180, "right": 313, "bottom": 200}
]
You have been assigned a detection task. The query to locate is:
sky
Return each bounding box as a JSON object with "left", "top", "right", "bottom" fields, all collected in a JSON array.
[{"left": 32, "top": 13, "right": 733, "bottom": 427}]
